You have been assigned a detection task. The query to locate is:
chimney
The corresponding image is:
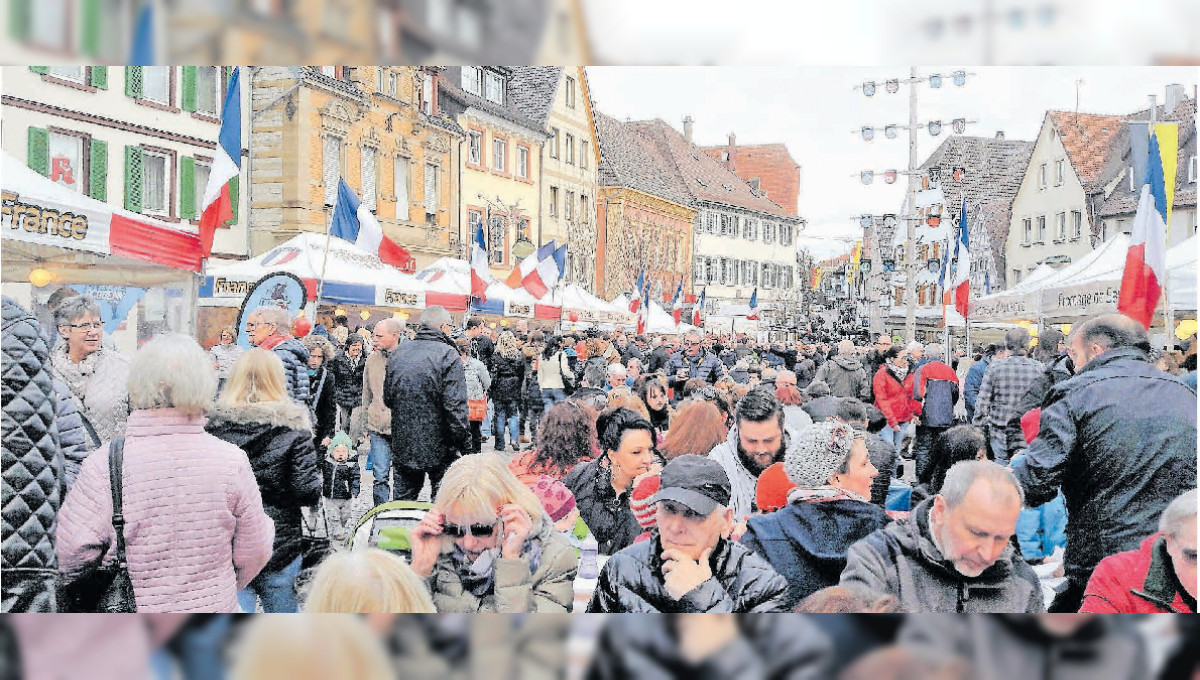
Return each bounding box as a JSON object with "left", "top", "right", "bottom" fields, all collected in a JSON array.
[
  {"left": 994, "top": 130, "right": 1006, "bottom": 140},
  {"left": 727, "top": 132, "right": 737, "bottom": 171},
  {"left": 682, "top": 116, "right": 694, "bottom": 143},
  {"left": 1165, "top": 83, "right": 1186, "bottom": 114}
]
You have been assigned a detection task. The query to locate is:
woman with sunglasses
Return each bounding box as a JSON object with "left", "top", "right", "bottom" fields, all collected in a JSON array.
[
  {"left": 48, "top": 295, "right": 131, "bottom": 443},
  {"left": 408, "top": 454, "right": 579, "bottom": 612},
  {"left": 209, "top": 325, "right": 245, "bottom": 394}
]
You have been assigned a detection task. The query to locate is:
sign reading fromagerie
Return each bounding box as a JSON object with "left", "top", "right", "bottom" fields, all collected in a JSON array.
[{"left": 970, "top": 294, "right": 1035, "bottom": 322}]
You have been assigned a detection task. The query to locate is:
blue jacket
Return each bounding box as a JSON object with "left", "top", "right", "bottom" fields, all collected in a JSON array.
[
  {"left": 1015, "top": 489, "right": 1067, "bottom": 560},
  {"left": 962, "top": 357, "right": 989, "bottom": 418},
  {"left": 740, "top": 498, "right": 890, "bottom": 609},
  {"left": 665, "top": 350, "right": 725, "bottom": 391},
  {"left": 1011, "top": 347, "right": 1197, "bottom": 584}
]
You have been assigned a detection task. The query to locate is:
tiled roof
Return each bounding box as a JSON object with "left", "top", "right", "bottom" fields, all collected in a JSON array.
[
  {"left": 1047, "top": 111, "right": 1127, "bottom": 193},
  {"left": 1098, "top": 96, "right": 1197, "bottom": 217},
  {"left": 508, "top": 66, "right": 563, "bottom": 127},
  {"left": 437, "top": 67, "right": 546, "bottom": 134},
  {"left": 627, "top": 120, "right": 796, "bottom": 220},
  {"left": 594, "top": 112, "right": 696, "bottom": 207}
]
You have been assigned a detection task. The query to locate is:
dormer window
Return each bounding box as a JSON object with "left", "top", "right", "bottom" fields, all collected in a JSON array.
[{"left": 484, "top": 71, "right": 505, "bottom": 105}]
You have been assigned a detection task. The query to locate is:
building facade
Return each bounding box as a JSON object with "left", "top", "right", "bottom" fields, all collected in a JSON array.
[{"left": 701, "top": 136, "right": 801, "bottom": 216}]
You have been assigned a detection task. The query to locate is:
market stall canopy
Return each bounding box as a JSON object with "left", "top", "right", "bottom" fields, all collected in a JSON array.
[
  {"left": 971, "top": 263, "right": 1059, "bottom": 323},
  {"left": 2, "top": 151, "right": 203, "bottom": 285},
  {"left": 549, "top": 284, "right": 634, "bottom": 325},
  {"left": 416, "top": 258, "right": 560, "bottom": 319},
  {"left": 201, "top": 232, "right": 427, "bottom": 308},
  {"left": 610, "top": 293, "right": 699, "bottom": 334}
]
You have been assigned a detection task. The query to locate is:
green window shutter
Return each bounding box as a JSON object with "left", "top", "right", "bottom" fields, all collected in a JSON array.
[
  {"left": 180, "top": 157, "right": 195, "bottom": 219},
  {"left": 124, "top": 146, "right": 143, "bottom": 213},
  {"left": 124, "top": 66, "right": 143, "bottom": 99},
  {"left": 181, "top": 66, "right": 197, "bottom": 112},
  {"left": 29, "top": 66, "right": 48, "bottom": 75},
  {"left": 80, "top": 0, "right": 100, "bottom": 56},
  {"left": 27, "top": 127, "right": 49, "bottom": 176},
  {"left": 221, "top": 66, "right": 234, "bottom": 107},
  {"left": 227, "top": 176, "right": 239, "bottom": 223},
  {"left": 89, "top": 66, "right": 108, "bottom": 90},
  {"left": 89, "top": 139, "right": 108, "bottom": 201},
  {"left": 10, "top": 0, "right": 31, "bottom": 40}
]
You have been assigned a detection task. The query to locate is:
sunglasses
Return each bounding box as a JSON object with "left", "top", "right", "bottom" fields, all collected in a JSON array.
[{"left": 441, "top": 521, "right": 496, "bottom": 539}]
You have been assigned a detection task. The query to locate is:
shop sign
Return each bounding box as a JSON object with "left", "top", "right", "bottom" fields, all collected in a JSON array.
[
  {"left": 382, "top": 288, "right": 423, "bottom": 308},
  {"left": 505, "top": 301, "right": 534, "bottom": 318},
  {"left": 2, "top": 189, "right": 95, "bottom": 244}
]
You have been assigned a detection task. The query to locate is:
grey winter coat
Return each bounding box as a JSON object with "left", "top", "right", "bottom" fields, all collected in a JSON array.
[
  {"left": 463, "top": 357, "right": 491, "bottom": 402},
  {"left": 1, "top": 297, "right": 63, "bottom": 612},
  {"left": 813, "top": 354, "right": 871, "bottom": 401},
  {"left": 52, "top": 379, "right": 92, "bottom": 493},
  {"left": 840, "top": 498, "right": 1044, "bottom": 613}
]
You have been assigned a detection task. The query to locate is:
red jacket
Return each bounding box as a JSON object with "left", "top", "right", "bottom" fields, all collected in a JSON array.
[
  {"left": 873, "top": 366, "right": 921, "bottom": 428},
  {"left": 1080, "top": 532, "right": 1195, "bottom": 613}
]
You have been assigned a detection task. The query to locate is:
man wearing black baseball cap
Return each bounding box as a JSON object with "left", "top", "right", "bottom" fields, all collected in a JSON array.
[{"left": 586, "top": 455, "right": 789, "bottom": 612}]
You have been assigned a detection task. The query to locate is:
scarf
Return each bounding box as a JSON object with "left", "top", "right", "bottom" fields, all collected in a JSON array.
[
  {"left": 787, "top": 486, "right": 868, "bottom": 505},
  {"left": 888, "top": 363, "right": 909, "bottom": 381},
  {"left": 50, "top": 342, "right": 100, "bottom": 404},
  {"left": 450, "top": 536, "right": 544, "bottom": 598}
]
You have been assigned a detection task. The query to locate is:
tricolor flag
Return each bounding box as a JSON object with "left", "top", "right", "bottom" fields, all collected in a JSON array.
[
  {"left": 505, "top": 240, "right": 560, "bottom": 298},
  {"left": 197, "top": 66, "right": 241, "bottom": 258},
  {"left": 692, "top": 287, "right": 706, "bottom": 327},
  {"left": 1118, "top": 130, "right": 1170, "bottom": 330},
  {"left": 330, "top": 177, "right": 414, "bottom": 270},
  {"left": 951, "top": 199, "right": 971, "bottom": 318},
  {"left": 671, "top": 279, "right": 684, "bottom": 326},
  {"left": 470, "top": 218, "right": 491, "bottom": 301},
  {"left": 636, "top": 280, "right": 651, "bottom": 335},
  {"left": 629, "top": 268, "right": 645, "bottom": 314},
  {"left": 552, "top": 243, "right": 568, "bottom": 282},
  {"left": 747, "top": 288, "right": 759, "bottom": 320}
]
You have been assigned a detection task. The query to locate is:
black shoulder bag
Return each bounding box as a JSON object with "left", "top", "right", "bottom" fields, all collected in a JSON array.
[{"left": 59, "top": 439, "right": 138, "bottom": 613}]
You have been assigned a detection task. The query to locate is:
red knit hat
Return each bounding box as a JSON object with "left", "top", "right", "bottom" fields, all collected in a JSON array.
[
  {"left": 629, "top": 473, "right": 661, "bottom": 529},
  {"left": 530, "top": 475, "right": 577, "bottom": 523},
  {"left": 756, "top": 462, "right": 797, "bottom": 513}
]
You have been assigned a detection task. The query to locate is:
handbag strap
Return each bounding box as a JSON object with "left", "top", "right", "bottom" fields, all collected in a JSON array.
[{"left": 107, "top": 438, "right": 129, "bottom": 569}]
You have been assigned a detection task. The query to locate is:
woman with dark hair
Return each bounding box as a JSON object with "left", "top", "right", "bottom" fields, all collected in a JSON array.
[
  {"left": 563, "top": 407, "right": 661, "bottom": 555},
  {"left": 508, "top": 400, "right": 598, "bottom": 486},
  {"left": 659, "top": 400, "right": 727, "bottom": 461},
  {"left": 634, "top": 375, "right": 671, "bottom": 442},
  {"left": 913, "top": 425, "right": 987, "bottom": 503},
  {"left": 537, "top": 335, "right": 573, "bottom": 410}
]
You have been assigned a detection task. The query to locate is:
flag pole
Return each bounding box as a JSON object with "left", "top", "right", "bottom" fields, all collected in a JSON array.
[{"left": 314, "top": 186, "right": 337, "bottom": 321}]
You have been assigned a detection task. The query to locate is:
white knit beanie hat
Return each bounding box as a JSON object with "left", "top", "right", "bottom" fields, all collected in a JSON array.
[{"left": 784, "top": 421, "right": 856, "bottom": 488}]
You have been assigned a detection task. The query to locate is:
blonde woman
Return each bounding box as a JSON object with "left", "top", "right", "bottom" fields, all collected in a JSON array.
[
  {"left": 231, "top": 615, "right": 393, "bottom": 680},
  {"left": 305, "top": 548, "right": 435, "bottom": 613},
  {"left": 408, "top": 453, "right": 579, "bottom": 612},
  {"left": 207, "top": 349, "right": 321, "bottom": 612},
  {"left": 491, "top": 331, "right": 527, "bottom": 452}
]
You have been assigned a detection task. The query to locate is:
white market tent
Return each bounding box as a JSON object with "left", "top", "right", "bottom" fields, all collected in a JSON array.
[
  {"left": 549, "top": 283, "right": 634, "bottom": 325},
  {"left": 609, "top": 293, "right": 699, "bottom": 335},
  {"left": 416, "top": 258, "right": 561, "bottom": 319}
]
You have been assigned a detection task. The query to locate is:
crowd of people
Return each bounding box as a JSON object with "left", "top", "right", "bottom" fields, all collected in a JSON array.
[{"left": 2, "top": 287, "right": 1197, "bottom": 621}]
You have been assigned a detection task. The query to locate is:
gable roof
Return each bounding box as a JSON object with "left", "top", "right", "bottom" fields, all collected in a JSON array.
[
  {"left": 1098, "top": 96, "right": 1197, "bottom": 217},
  {"left": 626, "top": 120, "right": 796, "bottom": 220},
  {"left": 1046, "top": 111, "right": 1127, "bottom": 193},
  {"left": 594, "top": 112, "right": 695, "bottom": 207},
  {"left": 919, "top": 135, "right": 1036, "bottom": 210},
  {"left": 437, "top": 67, "right": 546, "bottom": 134},
  {"left": 508, "top": 66, "right": 563, "bottom": 128}
]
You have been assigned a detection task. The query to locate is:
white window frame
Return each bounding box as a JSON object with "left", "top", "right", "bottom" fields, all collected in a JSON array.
[
  {"left": 549, "top": 128, "right": 559, "bottom": 158},
  {"left": 47, "top": 130, "right": 86, "bottom": 193},
  {"left": 565, "top": 191, "right": 575, "bottom": 221},
  {"left": 142, "top": 66, "right": 172, "bottom": 105},
  {"left": 467, "top": 130, "right": 482, "bottom": 165},
  {"left": 484, "top": 71, "right": 504, "bottom": 105},
  {"left": 565, "top": 76, "right": 576, "bottom": 108},
  {"left": 580, "top": 194, "right": 588, "bottom": 224},
  {"left": 550, "top": 187, "right": 559, "bottom": 217},
  {"left": 1023, "top": 218, "right": 1032, "bottom": 244},
  {"left": 564, "top": 133, "right": 574, "bottom": 165},
  {"left": 421, "top": 73, "right": 434, "bottom": 114},
  {"left": 461, "top": 66, "right": 482, "bottom": 96},
  {"left": 517, "top": 146, "right": 529, "bottom": 179},
  {"left": 141, "top": 148, "right": 172, "bottom": 217},
  {"left": 581, "top": 140, "right": 589, "bottom": 169},
  {"left": 1189, "top": 155, "right": 1197, "bottom": 183},
  {"left": 323, "top": 135, "right": 342, "bottom": 206},
  {"left": 492, "top": 138, "right": 506, "bottom": 172},
  {"left": 1072, "top": 210, "right": 1082, "bottom": 239},
  {"left": 1054, "top": 159, "right": 1064, "bottom": 186},
  {"left": 424, "top": 163, "right": 439, "bottom": 222},
  {"left": 1055, "top": 212, "right": 1066, "bottom": 240},
  {"left": 361, "top": 147, "right": 378, "bottom": 212},
  {"left": 1038, "top": 163, "right": 1047, "bottom": 189},
  {"left": 48, "top": 66, "right": 84, "bottom": 82},
  {"left": 377, "top": 67, "right": 385, "bottom": 93},
  {"left": 194, "top": 159, "right": 212, "bottom": 217},
  {"left": 195, "top": 66, "right": 220, "bottom": 116},
  {"left": 394, "top": 156, "right": 409, "bottom": 221},
  {"left": 1036, "top": 215, "right": 1046, "bottom": 242}
]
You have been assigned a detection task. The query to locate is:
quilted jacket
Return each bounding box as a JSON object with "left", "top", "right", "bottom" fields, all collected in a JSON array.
[
  {"left": 57, "top": 408, "right": 275, "bottom": 612},
  {"left": 53, "top": 378, "right": 92, "bottom": 494},
  {"left": 49, "top": 344, "right": 131, "bottom": 444},
  {"left": 1, "top": 297, "right": 63, "bottom": 612},
  {"left": 329, "top": 350, "right": 366, "bottom": 410},
  {"left": 258, "top": 334, "right": 310, "bottom": 405}
]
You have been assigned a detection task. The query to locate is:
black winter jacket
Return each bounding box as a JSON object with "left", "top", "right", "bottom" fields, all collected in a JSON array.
[
  {"left": 383, "top": 326, "right": 471, "bottom": 471},
  {"left": 206, "top": 401, "right": 320, "bottom": 573},
  {"left": 329, "top": 351, "right": 366, "bottom": 410},
  {"left": 1016, "top": 354, "right": 1074, "bottom": 415},
  {"left": 320, "top": 456, "right": 361, "bottom": 500},
  {"left": 645, "top": 346, "right": 671, "bottom": 375},
  {"left": 586, "top": 532, "right": 790, "bottom": 613},
  {"left": 1, "top": 297, "right": 63, "bottom": 612},
  {"left": 1011, "top": 347, "right": 1198, "bottom": 585},
  {"left": 585, "top": 614, "right": 831, "bottom": 680},
  {"left": 306, "top": 366, "right": 337, "bottom": 448},
  {"left": 490, "top": 352, "right": 526, "bottom": 403},
  {"left": 563, "top": 458, "right": 643, "bottom": 556}
]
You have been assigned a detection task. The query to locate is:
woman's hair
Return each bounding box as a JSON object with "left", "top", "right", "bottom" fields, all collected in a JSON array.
[
  {"left": 682, "top": 378, "right": 709, "bottom": 399},
  {"left": 435, "top": 453, "right": 546, "bottom": 527},
  {"left": 542, "top": 335, "right": 562, "bottom": 359},
  {"left": 127, "top": 334, "right": 217, "bottom": 414},
  {"left": 531, "top": 401, "right": 599, "bottom": 472},
  {"left": 455, "top": 337, "right": 473, "bottom": 357},
  {"left": 730, "top": 383, "right": 753, "bottom": 403},
  {"left": 305, "top": 549, "right": 435, "bottom": 613},
  {"left": 54, "top": 295, "right": 101, "bottom": 327},
  {"left": 635, "top": 375, "right": 668, "bottom": 409},
  {"left": 596, "top": 407, "right": 656, "bottom": 458},
  {"left": 660, "top": 400, "right": 727, "bottom": 460},
  {"left": 344, "top": 333, "right": 364, "bottom": 351},
  {"left": 774, "top": 385, "right": 804, "bottom": 406},
  {"left": 606, "top": 389, "right": 650, "bottom": 420},
  {"left": 928, "top": 425, "right": 988, "bottom": 494},
  {"left": 882, "top": 346, "right": 904, "bottom": 361},
  {"left": 1033, "top": 328, "right": 1066, "bottom": 363},
  {"left": 496, "top": 330, "right": 522, "bottom": 360},
  {"left": 794, "top": 585, "right": 903, "bottom": 614},
  {"left": 219, "top": 326, "right": 237, "bottom": 340},
  {"left": 302, "top": 335, "right": 336, "bottom": 363},
  {"left": 230, "top": 614, "right": 394, "bottom": 680},
  {"left": 218, "top": 349, "right": 290, "bottom": 407}
]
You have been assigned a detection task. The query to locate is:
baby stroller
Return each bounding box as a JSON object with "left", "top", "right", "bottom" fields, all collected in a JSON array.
[{"left": 347, "top": 501, "right": 433, "bottom": 562}]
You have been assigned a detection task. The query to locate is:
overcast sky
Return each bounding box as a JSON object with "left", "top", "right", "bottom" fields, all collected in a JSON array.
[{"left": 585, "top": 66, "right": 1197, "bottom": 258}]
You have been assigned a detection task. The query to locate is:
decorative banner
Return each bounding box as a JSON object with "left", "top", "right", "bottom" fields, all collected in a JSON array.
[
  {"left": 861, "top": 126, "right": 875, "bottom": 142},
  {"left": 1041, "top": 281, "right": 1122, "bottom": 320},
  {"left": 235, "top": 272, "right": 309, "bottom": 348},
  {"left": 952, "top": 167, "right": 965, "bottom": 182},
  {"left": 952, "top": 70, "right": 967, "bottom": 86},
  {"left": 885, "top": 79, "right": 899, "bottom": 94},
  {"left": 929, "top": 73, "right": 943, "bottom": 88},
  {"left": 883, "top": 170, "right": 897, "bottom": 184},
  {"left": 70, "top": 284, "right": 146, "bottom": 335},
  {"left": 884, "top": 124, "right": 898, "bottom": 139},
  {"left": 860, "top": 171, "right": 874, "bottom": 185},
  {"left": 928, "top": 120, "right": 943, "bottom": 136},
  {"left": 952, "top": 118, "right": 967, "bottom": 134},
  {"left": 862, "top": 81, "right": 876, "bottom": 97}
]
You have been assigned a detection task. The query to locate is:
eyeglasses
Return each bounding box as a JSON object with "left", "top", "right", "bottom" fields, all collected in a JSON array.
[
  {"left": 441, "top": 522, "right": 496, "bottom": 539},
  {"left": 684, "top": 340, "right": 701, "bottom": 347},
  {"left": 66, "top": 321, "right": 103, "bottom": 331},
  {"left": 244, "top": 322, "right": 272, "bottom": 330}
]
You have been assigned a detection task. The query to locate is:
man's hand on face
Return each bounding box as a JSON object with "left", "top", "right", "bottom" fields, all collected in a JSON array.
[{"left": 661, "top": 547, "right": 713, "bottom": 600}]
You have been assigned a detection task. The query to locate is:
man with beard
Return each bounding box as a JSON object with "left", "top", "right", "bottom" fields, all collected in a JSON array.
[{"left": 707, "top": 389, "right": 795, "bottom": 520}]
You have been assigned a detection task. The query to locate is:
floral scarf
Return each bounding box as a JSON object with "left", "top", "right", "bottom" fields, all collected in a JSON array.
[
  {"left": 449, "top": 536, "right": 544, "bottom": 598},
  {"left": 50, "top": 342, "right": 100, "bottom": 404},
  {"left": 787, "top": 485, "right": 869, "bottom": 505}
]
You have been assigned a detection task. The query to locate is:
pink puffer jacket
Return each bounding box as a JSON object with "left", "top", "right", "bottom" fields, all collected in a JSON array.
[{"left": 57, "top": 408, "right": 275, "bottom": 612}]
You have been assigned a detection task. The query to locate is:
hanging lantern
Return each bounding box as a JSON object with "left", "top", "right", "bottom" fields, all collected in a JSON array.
[
  {"left": 884, "top": 124, "right": 898, "bottom": 139},
  {"left": 28, "top": 268, "right": 54, "bottom": 287},
  {"left": 925, "top": 215, "right": 942, "bottom": 227},
  {"left": 885, "top": 79, "right": 900, "bottom": 94},
  {"left": 860, "top": 126, "right": 875, "bottom": 142},
  {"left": 862, "top": 80, "right": 876, "bottom": 97},
  {"left": 882, "top": 259, "right": 895, "bottom": 272},
  {"left": 859, "top": 215, "right": 874, "bottom": 229},
  {"left": 928, "top": 120, "right": 943, "bottom": 136},
  {"left": 952, "top": 166, "right": 966, "bottom": 182},
  {"left": 860, "top": 170, "right": 874, "bottom": 185},
  {"left": 927, "top": 259, "right": 942, "bottom": 273},
  {"left": 952, "top": 118, "right": 967, "bottom": 134},
  {"left": 883, "top": 170, "right": 898, "bottom": 184},
  {"left": 952, "top": 70, "right": 967, "bottom": 87},
  {"left": 882, "top": 214, "right": 897, "bottom": 228},
  {"left": 360, "top": 310, "right": 371, "bottom": 320},
  {"left": 929, "top": 73, "right": 943, "bottom": 88}
]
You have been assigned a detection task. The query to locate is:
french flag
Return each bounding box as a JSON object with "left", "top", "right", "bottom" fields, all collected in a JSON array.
[
  {"left": 692, "top": 287, "right": 705, "bottom": 326},
  {"left": 330, "top": 177, "right": 414, "bottom": 270},
  {"left": 197, "top": 66, "right": 241, "bottom": 258},
  {"left": 629, "top": 268, "right": 645, "bottom": 314},
  {"left": 952, "top": 198, "right": 971, "bottom": 318},
  {"left": 506, "top": 240, "right": 560, "bottom": 299},
  {"left": 470, "top": 218, "right": 491, "bottom": 301},
  {"left": 636, "top": 278, "right": 651, "bottom": 335},
  {"left": 1118, "top": 131, "right": 1169, "bottom": 330},
  {"left": 671, "top": 279, "right": 683, "bottom": 326},
  {"left": 746, "top": 288, "right": 759, "bottom": 320}
]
